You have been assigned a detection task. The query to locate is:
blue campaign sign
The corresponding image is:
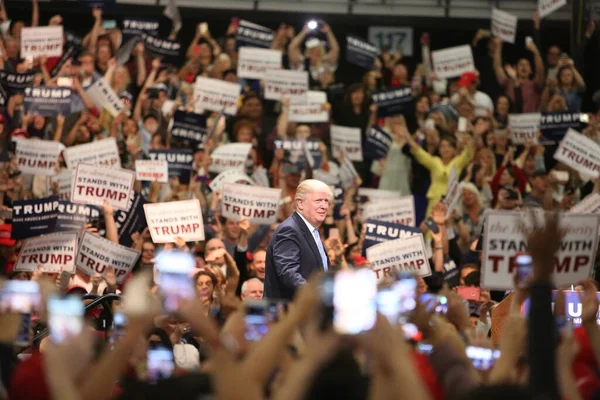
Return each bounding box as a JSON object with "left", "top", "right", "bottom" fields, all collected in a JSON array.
[
  {"left": 171, "top": 110, "right": 208, "bottom": 144},
  {"left": 540, "top": 112, "right": 583, "bottom": 142},
  {"left": 114, "top": 192, "right": 147, "bottom": 247},
  {"left": 371, "top": 86, "right": 414, "bottom": 118},
  {"left": 521, "top": 290, "right": 600, "bottom": 326},
  {"left": 142, "top": 34, "right": 181, "bottom": 63},
  {"left": 24, "top": 86, "right": 76, "bottom": 116},
  {"left": 148, "top": 149, "right": 193, "bottom": 184},
  {"left": 332, "top": 185, "right": 344, "bottom": 220},
  {"left": 55, "top": 201, "right": 100, "bottom": 232},
  {"left": 346, "top": 36, "right": 379, "bottom": 69},
  {"left": 122, "top": 17, "right": 159, "bottom": 41},
  {"left": 11, "top": 197, "right": 59, "bottom": 239},
  {"left": 364, "top": 126, "right": 392, "bottom": 160},
  {"left": 236, "top": 20, "right": 274, "bottom": 49},
  {"left": 273, "top": 138, "right": 322, "bottom": 169},
  {"left": 0, "top": 71, "right": 36, "bottom": 94},
  {"left": 363, "top": 218, "right": 422, "bottom": 255}
]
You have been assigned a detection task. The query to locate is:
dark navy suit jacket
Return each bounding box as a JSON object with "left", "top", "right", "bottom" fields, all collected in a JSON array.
[{"left": 264, "top": 212, "right": 329, "bottom": 300}]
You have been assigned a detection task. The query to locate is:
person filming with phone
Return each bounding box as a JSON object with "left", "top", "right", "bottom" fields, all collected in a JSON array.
[{"left": 265, "top": 179, "right": 332, "bottom": 300}]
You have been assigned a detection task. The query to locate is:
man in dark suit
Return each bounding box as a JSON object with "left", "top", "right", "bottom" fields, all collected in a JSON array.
[{"left": 265, "top": 179, "right": 332, "bottom": 300}]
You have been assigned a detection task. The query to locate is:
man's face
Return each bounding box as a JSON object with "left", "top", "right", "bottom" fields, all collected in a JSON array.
[
  {"left": 547, "top": 46, "right": 561, "bottom": 67},
  {"left": 531, "top": 175, "right": 548, "bottom": 193},
  {"left": 242, "top": 280, "right": 264, "bottom": 301},
  {"left": 224, "top": 219, "right": 241, "bottom": 241},
  {"left": 462, "top": 189, "right": 477, "bottom": 207},
  {"left": 517, "top": 59, "right": 532, "bottom": 79},
  {"left": 497, "top": 189, "right": 517, "bottom": 210},
  {"left": 141, "top": 242, "right": 155, "bottom": 264},
  {"left": 80, "top": 55, "right": 95, "bottom": 75},
  {"left": 298, "top": 190, "right": 330, "bottom": 227},
  {"left": 251, "top": 250, "right": 266, "bottom": 279}
]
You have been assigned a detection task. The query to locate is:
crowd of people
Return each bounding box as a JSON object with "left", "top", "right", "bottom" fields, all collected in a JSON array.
[{"left": 0, "top": 0, "right": 600, "bottom": 399}]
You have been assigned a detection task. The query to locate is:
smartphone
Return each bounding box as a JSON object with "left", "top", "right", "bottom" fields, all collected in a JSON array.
[
  {"left": 466, "top": 346, "right": 501, "bottom": 370},
  {"left": 420, "top": 293, "right": 448, "bottom": 314},
  {"left": 377, "top": 274, "right": 418, "bottom": 339},
  {"left": 199, "top": 22, "right": 208, "bottom": 34},
  {"left": 329, "top": 228, "right": 340, "bottom": 240},
  {"left": 244, "top": 300, "right": 278, "bottom": 342},
  {"left": 57, "top": 77, "right": 73, "bottom": 87},
  {"left": 156, "top": 252, "right": 196, "bottom": 312},
  {"left": 458, "top": 117, "right": 467, "bottom": 132},
  {"left": 320, "top": 270, "right": 377, "bottom": 335},
  {"left": 580, "top": 113, "right": 590, "bottom": 124},
  {"left": 457, "top": 287, "right": 481, "bottom": 301},
  {"left": 0, "top": 281, "right": 40, "bottom": 346},
  {"left": 561, "top": 52, "right": 569, "bottom": 59},
  {"left": 417, "top": 343, "right": 433, "bottom": 354},
  {"left": 515, "top": 253, "right": 533, "bottom": 288},
  {"left": 425, "top": 217, "right": 439, "bottom": 234},
  {"left": 102, "top": 20, "right": 117, "bottom": 30},
  {"left": 110, "top": 312, "right": 128, "bottom": 344},
  {"left": 525, "top": 36, "right": 533, "bottom": 46},
  {"left": 48, "top": 295, "right": 84, "bottom": 344},
  {"left": 551, "top": 170, "right": 569, "bottom": 183},
  {"left": 146, "top": 346, "right": 174, "bottom": 383}
]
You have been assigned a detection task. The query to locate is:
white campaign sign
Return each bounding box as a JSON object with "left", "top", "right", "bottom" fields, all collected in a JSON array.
[
  {"left": 76, "top": 231, "right": 140, "bottom": 283},
  {"left": 237, "top": 47, "right": 282, "bottom": 80},
  {"left": 194, "top": 77, "right": 241, "bottom": 115},
  {"left": 366, "top": 235, "right": 431, "bottom": 281},
  {"left": 63, "top": 138, "right": 120, "bottom": 169},
  {"left": 135, "top": 160, "right": 168, "bottom": 183},
  {"left": 264, "top": 69, "right": 308, "bottom": 102},
  {"left": 144, "top": 199, "right": 205, "bottom": 243},
  {"left": 289, "top": 91, "right": 329, "bottom": 123},
  {"left": 539, "top": 0, "right": 567, "bottom": 18},
  {"left": 14, "top": 138, "right": 64, "bottom": 176},
  {"left": 209, "top": 169, "right": 254, "bottom": 192},
  {"left": 554, "top": 129, "right": 600, "bottom": 179},
  {"left": 71, "top": 164, "right": 135, "bottom": 211},
  {"left": 444, "top": 166, "right": 461, "bottom": 218},
  {"left": 209, "top": 143, "right": 252, "bottom": 174},
  {"left": 21, "top": 26, "right": 63, "bottom": 58},
  {"left": 85, "top": 78, "right": 125, "bottom": 118},
  {"left": 482, "top": 211, "right": 600, "bottom": 290},
  {"left": 432, "top": 45, "right": 475, "bottom": 79},
  {"left": 569, "top": 193, "right": 600, "bottom": 215},
  {"left": 330, "top": 125, "right": 363, "bottom": 162},
  {"left": 367, "top": 26, "right": 413, "bottom": 56},
  {"left": 221, "top": 183, "right": 281, "bottom": 224},
  {"left": 48, "top": 170, "right": 72, "bottom": 201},
  {"left": 358, "top": 188, "right": 401, "bottom": 201},
  {"left": 363, "top": 196, "right": 416, "bottom": 226},
  {"left": 14, "top": 232, "right": 77, "bottom": 273},
  {"left": 509, "top": 113, "right": 541, "bottom": 144},
  {"left": 491, "top": 8, "right": 517, "bottom": 44}
]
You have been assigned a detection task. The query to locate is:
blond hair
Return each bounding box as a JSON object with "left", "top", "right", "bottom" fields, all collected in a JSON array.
[{"left": 293, "top": 179, "right": 333, "bottom": 211}]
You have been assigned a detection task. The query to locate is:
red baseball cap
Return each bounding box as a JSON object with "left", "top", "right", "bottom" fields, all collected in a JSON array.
[
  {"left": 10, "top": 128, "right": 29, "bottom": 139},
  {"left": 457, "top": 72, "right": 477, "bottom": 87},
  {"left": 0, "top": 224, "right": 16, "bottom": 246}
]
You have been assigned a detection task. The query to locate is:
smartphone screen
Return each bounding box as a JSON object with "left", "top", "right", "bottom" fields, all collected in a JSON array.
[
  {"left": 466, "top": 346, "right": 501, "bottom": 370},
  {"left": 457, "top": 287, "right": 481, "bottom": 301},
  {"left": 48, "top": 295, "right": 84, "bottom": 344},
  {"left": 377, "top": 276, "right": 418, "bottom": 339},
  {"left": 329, "top": 228, "right": 340, "bottom": 240},
  {"left": 244, "top": 300, "right": 278, "bottom": 342},
  {"left": 0, "top": 281, "right": 40, "bottom": 346},
  {"left": 333, "top": 269, "right": 377, "bottom": 335},
  {"left": 515, "top": 254, "right": 533, "bottom": 288},
  {"left": 156, "top": 252, "right": 195, "bottom": 312},
  {"left": 458, "top": 117, "right": 467, "bottom": 132},
  {"left": 147, "top": 346, "right": 174, "bottom": 383},
  {"left": 425, "top": 218, "right": 439, "bottom": 234},
  {"left": 417, "top": 343, "right": 433, "bottom": 354},
  {"left": 110, "top": 312, "right": 128, "bottom": 344},
  {"left": 420, "top": 293, "right": 448, "bottom": 314}
]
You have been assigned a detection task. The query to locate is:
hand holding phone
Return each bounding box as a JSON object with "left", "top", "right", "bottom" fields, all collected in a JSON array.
[
  {"left": 156, "top": 252, "right": 196, "bottom": 312},
  {"left": 48, "top": 295, "right": 84, "bottom": 344},
  {"left": 515, "top": 253, "right": 533, "bottom": 289}
]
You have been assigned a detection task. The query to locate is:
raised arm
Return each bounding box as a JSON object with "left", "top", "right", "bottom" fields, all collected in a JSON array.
[
  {"left": 31, "top": 0, "right": 39, "bottom": 27},
  {"left": 276, "top": 97, "right": 290, "bottom": 137},
  {"left": 492, "top": 37, "right": 508, "bottom": 87},
  {"left": 320, "top": 21, "right": 339, "bottom": 66},
  {"left": 288, "top": 26, "right": 310, "bottom": 69},
  {"left": 86, "top": 8, "right": 103, "bottom": 55},
  {"left": 526, "top": 39, "right": 545, "bottom": 89}
]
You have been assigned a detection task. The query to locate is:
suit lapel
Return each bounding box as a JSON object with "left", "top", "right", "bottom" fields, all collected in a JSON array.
[{"left": 292, "top": 212, "right": 325, "bottom": 270}]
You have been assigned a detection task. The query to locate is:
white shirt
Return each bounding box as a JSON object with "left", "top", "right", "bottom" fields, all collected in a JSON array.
[{"left": 296, "top": 211, "right": 321, "bottom": 249}]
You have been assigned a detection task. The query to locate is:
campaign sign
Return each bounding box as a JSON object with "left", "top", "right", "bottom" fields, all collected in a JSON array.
[
  {"left": 0, "top": 71, "right": 36, "bottom": 93},
  {"left": 444, "top": 166, "right": 461, "bottom": 218},
  {"left": 371, "top": 86, "right": 414, "bottom": 118},
  {"left": 274, "top": 138, "right": 322, "bottom": 169},
  {"left": 251, "top": 166, "right": 270, "bottom": 188},
  {"left": 237, "top": 47, "right": 282, "bottom": 80},
  {"left": 222, "top": 183, "right": 281, "bottom": 225},
  {"left": 194, "top": 77, "right": 241, "bottom": 116},
  {"left": 14, "top": 232, "right": 77, "bottom": 273},
  {"left": 171, "top": 110, "right": 207, "bottom": 144},
  {"left": 368, "top": 26, "right": 413, "bottom": 56},
  {"left": 23, "top": 86, "right": 74, "bottom": 116},
  {"left": 569, "top": 192, "right": 600, "bottom": 215},
  {"left": 331, "top": 185, "right": 344, "bottom": 220},
  {"left": 288, "top": 91, "right": 329, "bottom": 123},
  {"left": 539, "top": 0, "right": 567, "bottom": 18},
  {"left": 48, "top": 171, "right": 73, "bottom": 201},
  {"left": 491, "top": 8, "right": 517, "bottom": 44},
  {"left": 71, "top": 164, "right": 135, "bottom": 211},
  {"left": 135, "top": 160, "right": 168, "bottom": 183},
  {"left": 364, "top": 126, "right": 392, "bottom": 160},
  {"left": 209, "top": 143, "right": 252, "bottom": 174},
  {"left": 554, "top": 129, "right": 600, "bottom": 179},
  {"left": 366, "top": 235, "right": 432, "bottom": 281},
  {"left": 63, "top": 138, "right": 120, "bottom": 169},
  {"left": 432, "top": 45, "right": 475, "bottom": 79},
  {"left": 509, "top": 113, "right": 541, "bottom": 144},
  {"left": 346, "top": 36, "right": 379, "bottom": 69},
  {"left": 51, "top": 45, "right": 81, "bottom": 78},
  {"left": 55, "top": 201, "right": 100, "bottom": 233},
  {"left": 21, "top": 26, "right": 63, "bottom": 58},
  {"left": 482, "top": 211, "right": 600, "bottom": 290},
  {"left": 363, "top": 196, "right": 416, "bottom": 226},
  {"left": 148, "top": 149, "right": 193, "bottom": 184},
  {"left": 236, "top": 20, "right": 274, "bottom": 49},
  {"left": 540, "top": 112, "right": 583, "bottom": 142},
  {"left": 363, "top": 219, "right": 422, "bottom": 253},
  {"left": 14, "top": 138, "right": 64, "bottom": 176},
  {"left": 264, "top": 69, "right": 309, "bottom": 102},
  {"left": 330, "top": 125, "right": 363, "bottom": 162},
  {"left": 76, "top": 231, "right": 140, "bottom": 283},
  {"left": 522, "top": 290, "right": 600, "bottom": 326},
  {"left": 122, "top": 17, "right": 158, "bottom": 41},
  {"left": 11, "top": 197, "right": 59, "bottom": 239},
  {"left": 358, "top": 188, "right": 402, "bottom": 201},
  {"left": 142, "top": 33, "right": 181, "bottom": 60},
  {"left": 114, "top": 192, "right": 147, "bottom": 247},
  {"left": 339, "top": 153, "right": 360, "bottom": 190},
  {"left": 144, "top": 199, "right": 205, "bottom": 243},
  {"left": 209, "top": 169, "right": 254, "bottom": 192},
  {"left": 85, "top": 78, "right": 125, "bottom": 118}
]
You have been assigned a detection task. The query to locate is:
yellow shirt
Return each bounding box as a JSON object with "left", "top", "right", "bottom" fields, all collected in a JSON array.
[{"left": 411, "top": 145, "right": 475, "bottom": 217}]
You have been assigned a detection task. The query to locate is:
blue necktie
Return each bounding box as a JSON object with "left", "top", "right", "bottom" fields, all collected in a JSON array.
[{"left": 313, "top": 228, "right": 328, "bottom": 271}]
